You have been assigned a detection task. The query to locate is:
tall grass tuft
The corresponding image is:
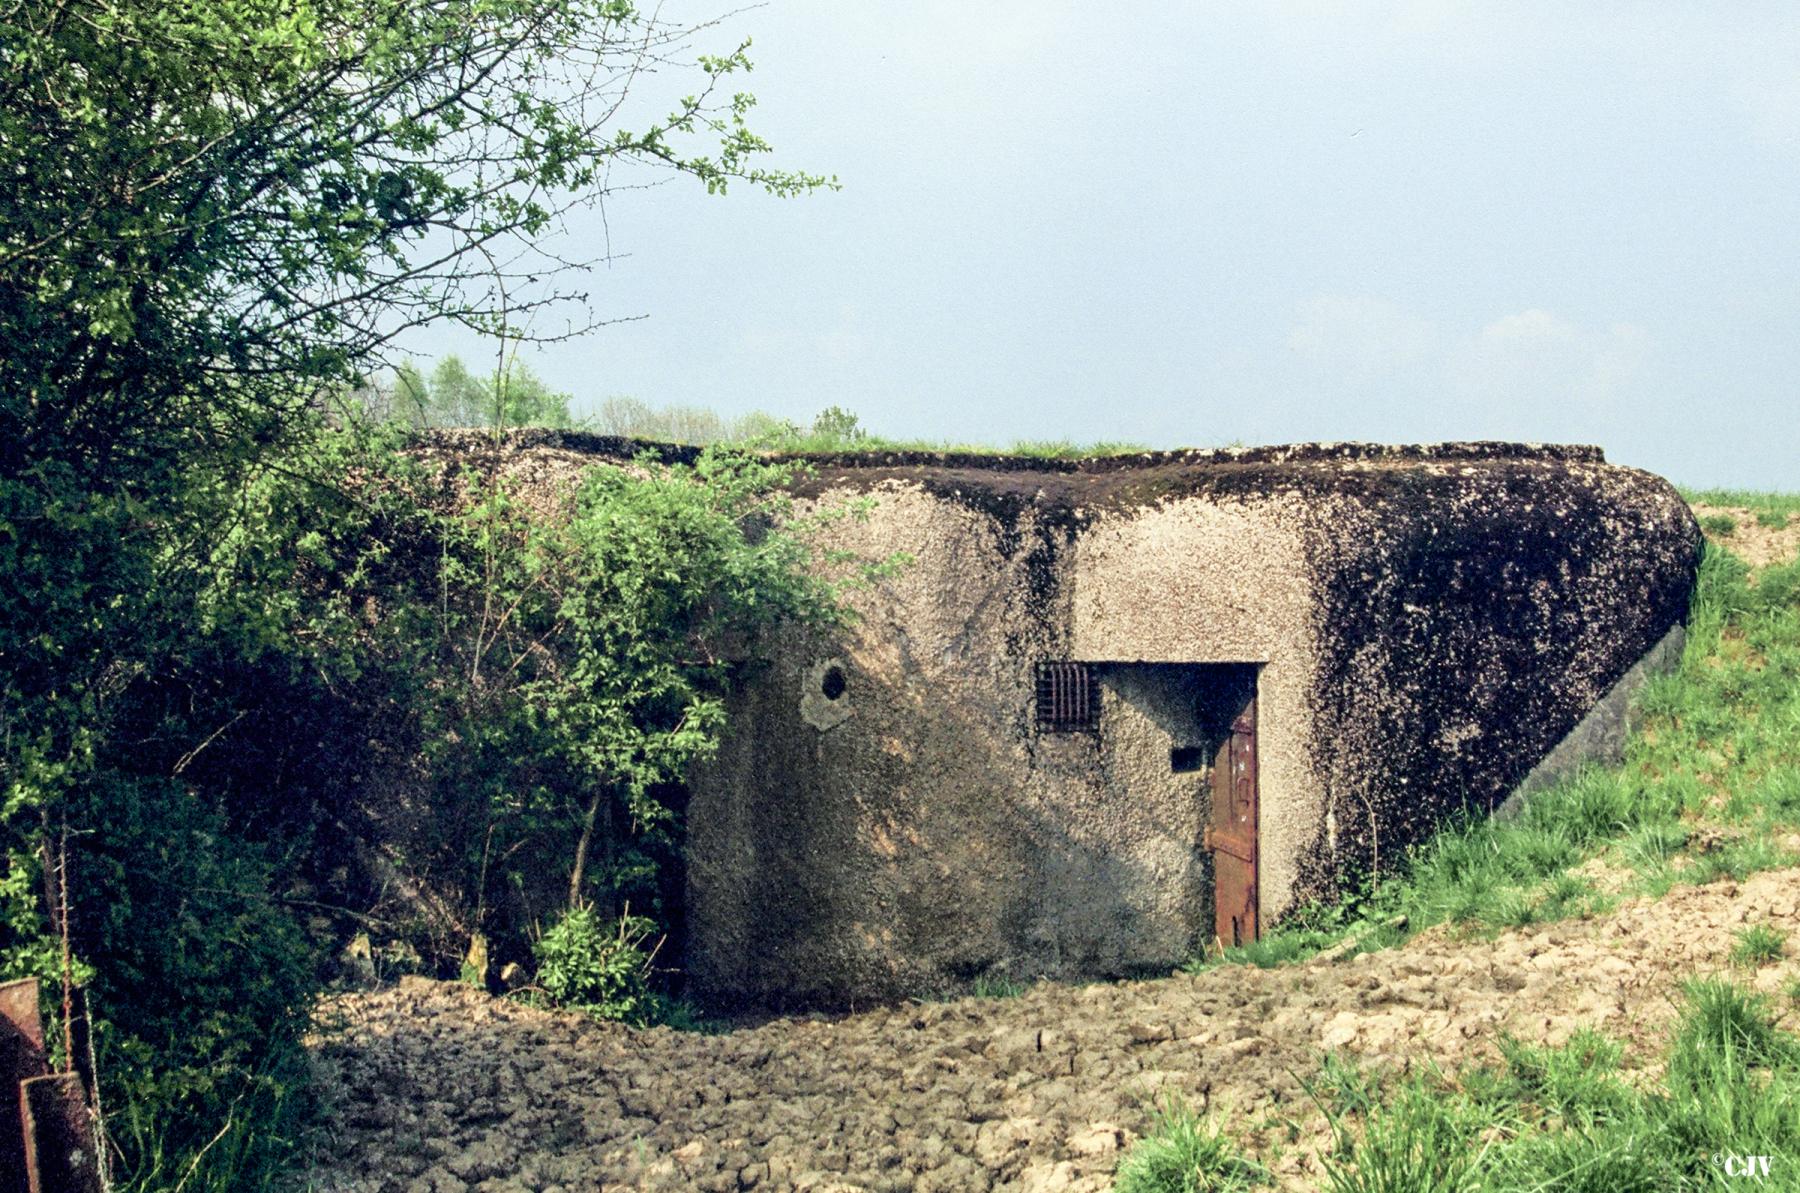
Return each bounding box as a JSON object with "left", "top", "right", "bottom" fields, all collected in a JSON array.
[
  {"left": 1114, "top": 1097, "right": 1268, "bottom": 1193},
  {"left": 1729, "top": 924, "right": 1788, "bottom": 966},
  {"left": 1315, "top": 1069, "right": 1492, "bottom": 1193}
]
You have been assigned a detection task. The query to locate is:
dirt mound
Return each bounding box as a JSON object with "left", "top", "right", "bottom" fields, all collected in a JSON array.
[
  {"left": 1691, "top": 503, "right": 1800, "bottom": 567},
  {"left": 305, "top": 867, "right": 1800, "bottom": 1192}
]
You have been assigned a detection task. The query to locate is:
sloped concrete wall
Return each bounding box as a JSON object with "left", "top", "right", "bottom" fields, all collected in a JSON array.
[{"left": 1288, "top": 458, "right": 1699, "bottom": 898}]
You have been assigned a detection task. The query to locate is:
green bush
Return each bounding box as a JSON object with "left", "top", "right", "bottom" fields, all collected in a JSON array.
[
  {"left": 0, "top": 416, "right": 865, "bottom": 1184},
  {"left": 37, "top": 771, "right": 321, "bottom": 1190},
  {"left": 533, "top": 905, "right": 662, "bottom": 1025}
]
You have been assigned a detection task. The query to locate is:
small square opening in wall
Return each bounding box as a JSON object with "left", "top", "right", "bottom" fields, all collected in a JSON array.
[
  {"left": 1170, "top": 746, "right": 1206, "bottom": 773},
  {"left": 1035, "top": 661, "right": 1099, "bottom": 733}
]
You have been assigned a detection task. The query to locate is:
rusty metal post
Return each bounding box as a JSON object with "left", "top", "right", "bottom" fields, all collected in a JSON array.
[
  {"left": 20, "top": 1073, "right": 102, "bottom": 1193},
  {"left": 3, "top": 977, "right": 105, "bottom": 1193},
  {"left": 2, "top": 978, "right": 48, "bottom": 1193}
]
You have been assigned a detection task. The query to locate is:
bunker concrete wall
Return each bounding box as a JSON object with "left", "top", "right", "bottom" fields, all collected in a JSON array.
[
  {"left": 1071, "top": 496, "right": 1319, "bottom": 927},
  {"left": 686, "top": 453, "right": 1698, "bottom": 1006},
  {"left": 688, "top": 485, "right": 1069, "bottom": 1007},
  {"left": 686, "top": 483, "right": 1292, "bottom": 1007},
  {"left": 1289, "top": 459, "right": 1700, "bottom": 895},
  {"left": 413, "top": 434, "right": 1700, "bottom": 1008}
]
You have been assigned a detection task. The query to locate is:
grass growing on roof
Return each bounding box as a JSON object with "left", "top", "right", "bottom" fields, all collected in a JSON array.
[
  {"left": 1189, "top": 490, "right": 1800, "bottom": 973},
  {"left": 1679, "top": 486, "right": 1800, "bottom": 517},
  {"left": 777, "top": 432, "right": 1156, "bottom": 458}
]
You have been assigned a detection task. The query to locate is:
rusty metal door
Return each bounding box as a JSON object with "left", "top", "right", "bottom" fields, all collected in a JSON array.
[{"left": 1204, "top": 695, "right": 1258, "bottom": 948}]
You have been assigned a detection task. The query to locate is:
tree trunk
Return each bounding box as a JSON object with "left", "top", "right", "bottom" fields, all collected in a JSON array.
[{"left": 568, "top": 789, "right": 605, "bottom": 908}]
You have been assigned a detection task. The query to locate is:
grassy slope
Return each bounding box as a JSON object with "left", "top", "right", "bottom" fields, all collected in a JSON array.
[
  {"left": 1122, "top": 491, "right": 1800, "bottom": 1191},
  {"left": 1680, "top": 486, "right": 1800, "bottom": 519}
]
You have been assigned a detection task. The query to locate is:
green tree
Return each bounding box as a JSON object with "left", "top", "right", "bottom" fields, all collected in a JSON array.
[
  {"left": 810, "top": 405, "right": 867, "bottom": 444},
  {"left": 0, "top": 0, "right": 831, "bottom": 1183},
  {"left": 0, "top": 0, "right": 833, "bottom": 781},
  {"left": 0, "top": 0, "right": 832, "bottom": 901},
  {"left": 370, "top": 354, "right": 575, "bottom": 427}
]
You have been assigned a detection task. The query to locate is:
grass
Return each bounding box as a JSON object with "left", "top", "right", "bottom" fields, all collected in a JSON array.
[
  {"left": 1114, "top": 1096, "right": 1269, "bottom": 1193},
  {"left": 1185, "top": 927, "right": 1344, "bottom": 973},
  {"left": 1285, "top": 980, "right": 1800, "bottom": 1193},
  {"left": 970, "top": 974, "right": 1029, "bottom": 999},
  {"left": 1730, "top": 924, "right": 1788, "bottom": 966},
  {"left": 1698, "top": 512, "right": 1738, "bottom": 536},
  {"left": 1680, "top": 486, "right": 1800, "bottom": 518},
  {"left": 1316, "top": 1067, "right": 1495, "bottom": 1193},
  {"left": 1187, "top": 504, "right": 1800, "bottom": 974},
  {"left": 109, "top": 1046, "right": 314, "bottom": 1193}
]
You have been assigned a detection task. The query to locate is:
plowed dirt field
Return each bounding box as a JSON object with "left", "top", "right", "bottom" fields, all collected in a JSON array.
[{"left": 306, "top": 865, "right": 1800, "bottom": 1192}]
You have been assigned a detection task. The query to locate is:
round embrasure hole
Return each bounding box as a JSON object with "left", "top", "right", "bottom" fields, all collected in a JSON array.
[{"left": 821, "top": 664, "right": 847, "bottom": 700}]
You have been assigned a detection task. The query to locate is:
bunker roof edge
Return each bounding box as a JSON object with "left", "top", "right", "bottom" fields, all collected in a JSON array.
[{"left": 413, "top": 428, "right": 1605, "bottom": 473}]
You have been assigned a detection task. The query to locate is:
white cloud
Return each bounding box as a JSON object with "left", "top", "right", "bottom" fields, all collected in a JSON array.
[
  {"left": 1286, "top": 294, "right": 1438, "bottom": 382},
  {"left": 1286, "top": 294, "right": 1651, "bottom": 439},
  {"left": 1449, "top": 309, "right": 1648, "bottom": 408}
]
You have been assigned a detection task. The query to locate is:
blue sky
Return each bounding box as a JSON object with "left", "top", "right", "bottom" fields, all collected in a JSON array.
[{"left": 400, "top": 3, "right": 1800, "bottom": 488}]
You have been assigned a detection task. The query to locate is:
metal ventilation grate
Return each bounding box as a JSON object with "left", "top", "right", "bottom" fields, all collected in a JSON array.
[{"left": 1035, "top": 661, "right": 1099, "bottom": 732}]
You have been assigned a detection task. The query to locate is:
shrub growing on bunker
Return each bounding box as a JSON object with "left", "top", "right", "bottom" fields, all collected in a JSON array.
[
  {"left": 188, "top": 423, "right": 872, "bottom": 983},
  {"left": 425, "top": 444, "right": 865, "bottom": 926}
]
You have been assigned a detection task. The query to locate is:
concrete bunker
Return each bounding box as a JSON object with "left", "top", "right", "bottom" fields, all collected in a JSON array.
[
  {"left": 681, "top": 440, "right": 1701, "bottom": 1009},
  {"left": 429, "top": 432, "right": 1702, "bottom": 1009}
]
